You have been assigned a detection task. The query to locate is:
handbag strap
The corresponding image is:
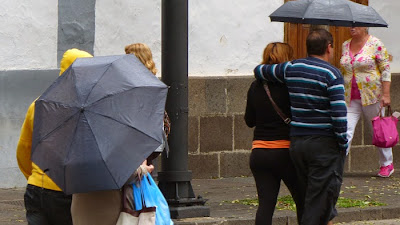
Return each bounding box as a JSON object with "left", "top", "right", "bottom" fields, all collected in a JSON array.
[
  {"left": 121, "top": 185, "right": 140, "bottom": 216},
  {"left": 263, "top": 83, "right": 291, "bottom": 124},
  {"left": 377, "top": 105, "right": 393, "bottom": 117},
  {"left": 121, "top": 183, "right": 156, "bottom": 216}
]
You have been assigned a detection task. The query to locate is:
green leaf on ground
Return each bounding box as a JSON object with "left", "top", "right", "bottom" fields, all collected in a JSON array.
[{"left": 336, "top": 197, "right": 386, "bottom": 208}]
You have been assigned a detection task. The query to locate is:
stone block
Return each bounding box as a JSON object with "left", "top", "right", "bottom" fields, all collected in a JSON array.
[
  {"left": 188, "top": 116, "right": 199, "bottom": 153},
  {"left": 188, "top": 154, "right": 219, "bottom": 179},
  {"left": 195, "top": 220, "right": 225, "bottom": 225},
  {"left": 334, "top": 208, "right": 362, "bottom": 223},
  {"left": 360, "top": 208, "right": 382, "bottom": 221},
  {"left": 220, "top": 152, "right": 252, "bottom": 178},
  {"left": 343, "top": 155, "right": 350, "bottom": 173},
  {"left": 286, "top": 216, "right": 298, "bottom": 225},
  {"left": 188, "top": 77, "right": 228, "bottom": 116},
  {"left": 392, "top": 145, "right": 400, "bottom": 166},
  {"left": 174, "top": 218, "right": 224, "bottom": 225},
  {"left": 274, "top": 210, "right": 296, "bottom": 224},
  {"left": 226, "top": 76, "right": 254, "bottom": 114},
  {"left": 188, "top": 78, "right": 206, "bottom": 117},
  {"left": 351, "top": 122, "right": 362, "bottom": 146},
  {"left": 362, "top": 116, "right": 373, "bottom": 146},
  {"left": 204, "top": 78, "right": 227, "bottom": 114},
  {"left": 234, "top": 115, "right": 253, "bottom": 150},
  {"left": 273, "top": 217, "right": 290, "bottom": 225},
  {"left": 390, "top": 73, "right": 400, "bottom": 112},
  {"left": 349, "top": 146, "right": 379, "bottom": 172},
  {"left": 173, "top": 221, "right": 193, "bottom": 225},
  {"left": 200, "top": 116, "right": 233, "bottom": 153},
  {"left": 220, "top": 219, "right": 254, "bottom": 225},
  {"left": 381, "top": 206, "right": 400, "bottom": 219},
  {"left": 151, "top": 157, "right": 161, "bottom": 180}
]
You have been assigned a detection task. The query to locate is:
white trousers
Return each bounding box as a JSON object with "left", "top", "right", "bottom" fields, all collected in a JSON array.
[{"left": 346, "top": 99, "right": 393, "bottom": 167}]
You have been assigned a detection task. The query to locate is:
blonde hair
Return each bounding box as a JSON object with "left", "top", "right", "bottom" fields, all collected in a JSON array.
[
  {"left": 262, "top": 42, "right": 294, "bottom": 64},
  {"left": 125, "top": 43, "right": 157, "bottom": 75}
]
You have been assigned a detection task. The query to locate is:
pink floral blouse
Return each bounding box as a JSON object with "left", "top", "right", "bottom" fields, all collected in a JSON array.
[{"left": 340, "top": 35, "right": 391, "bottom": 106}]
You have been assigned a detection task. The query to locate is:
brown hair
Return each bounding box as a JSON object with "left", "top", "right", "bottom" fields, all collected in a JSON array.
[
  {"left": 262, "top": 42, "right": 294, "bottom": 64},
  {"left": 306, "top": 29, "right": 333, "bottom": 56},
  {"left": 125, "top": 43, "right": 157, "bottom": 75}
]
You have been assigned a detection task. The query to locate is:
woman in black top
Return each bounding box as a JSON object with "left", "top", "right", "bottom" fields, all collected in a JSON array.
[{"left": 245, "top": 42, "right": 302, "bottom": 225}]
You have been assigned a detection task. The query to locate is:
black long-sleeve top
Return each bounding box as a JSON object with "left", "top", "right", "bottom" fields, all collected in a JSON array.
[{"left": 244, "top": 80, "right": 291, "bottom": 141}]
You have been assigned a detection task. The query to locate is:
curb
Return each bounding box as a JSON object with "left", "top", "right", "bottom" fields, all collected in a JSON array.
[
  {"left": 1, "top": 196, "right": 400, "bottom": 224},
  {"left": 174, "top": 206, "right": 400, "bottom": 225}
]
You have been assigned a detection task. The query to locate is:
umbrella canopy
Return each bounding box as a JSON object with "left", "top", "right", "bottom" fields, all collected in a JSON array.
[
  {"left": 31, "top": 54, "right": 168, "bottom": 194},
  {"left": 269, "top": 0, "right": 388, "bottom": 27}
]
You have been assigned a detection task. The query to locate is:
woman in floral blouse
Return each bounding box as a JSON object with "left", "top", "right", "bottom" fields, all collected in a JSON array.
[{"left": 340, "top": 27, "right": 393, "bottom": 177}]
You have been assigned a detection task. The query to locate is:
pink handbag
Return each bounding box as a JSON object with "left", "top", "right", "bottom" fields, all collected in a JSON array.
[{"left": 372, "top": 106, "right": 399, "bottom": 148}]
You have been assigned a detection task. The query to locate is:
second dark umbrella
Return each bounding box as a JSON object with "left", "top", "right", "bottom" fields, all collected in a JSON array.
[{"left": 269, "top": 0, "right": 388, "bottom": 27}]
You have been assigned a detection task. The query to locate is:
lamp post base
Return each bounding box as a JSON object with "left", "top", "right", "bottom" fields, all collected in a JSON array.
[
  {"left": 158, "top": 171, "right": 210, "bottom": 219},
  {"left": 170, "top": 205, "right": 210, "bottom": 219}
]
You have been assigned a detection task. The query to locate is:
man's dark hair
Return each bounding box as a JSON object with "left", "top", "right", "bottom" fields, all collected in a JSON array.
[{"left": 306, "top": 29, "right": 333, "bottom": 56}]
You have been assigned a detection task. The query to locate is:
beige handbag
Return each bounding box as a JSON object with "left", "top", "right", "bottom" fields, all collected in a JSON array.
[
  {"left": 116, "top": 208, "right": 156, "bottom": 225},
  {"left": 116, "top": 184, "right": 156, "bottom": 225}
]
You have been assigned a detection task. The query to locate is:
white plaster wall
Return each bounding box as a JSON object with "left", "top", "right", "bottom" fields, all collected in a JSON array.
[
  {"left": 0, "top": 0, "right": 58, "bottom": 70},
  {"left": 94, "top": 0, "right": 162, "bottom": 69},
  {"left": 94, "top": 0, "right": 284, "bottom": 76},
  {"left": 189, "top": 0, "right": 284, "bottom": 76},
  {"left": 369, "top": 0, "right": 400, "bottom": 73}
]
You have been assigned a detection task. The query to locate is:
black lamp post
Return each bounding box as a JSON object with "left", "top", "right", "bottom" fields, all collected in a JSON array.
[{"left": 159, "top": 0, "right": 210, "bottom": 219}]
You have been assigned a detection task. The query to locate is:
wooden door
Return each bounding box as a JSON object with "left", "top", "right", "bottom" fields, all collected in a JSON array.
[{"left": 283, "top": 0, "right": 368, "bottom": 67}]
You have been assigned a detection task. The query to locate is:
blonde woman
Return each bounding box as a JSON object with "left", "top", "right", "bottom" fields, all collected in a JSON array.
[
  {"left": 125, "top": 43, "right": 157, "bottom": 75},
  {"left": 125, "top": 43, "right": 170, "bottom": 163},
  {"left": 245, "top": 42, "right": 301, "bottom": 225}
]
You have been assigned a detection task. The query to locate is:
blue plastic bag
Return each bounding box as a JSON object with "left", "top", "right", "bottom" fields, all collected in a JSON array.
[{"left": 133, "top": 174, "right": 174, "bottom": 225}]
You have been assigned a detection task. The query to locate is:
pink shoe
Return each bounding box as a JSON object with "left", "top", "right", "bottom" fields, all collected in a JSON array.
[{"left": 377, "top": 163, "right": 394, "bottom": 178}]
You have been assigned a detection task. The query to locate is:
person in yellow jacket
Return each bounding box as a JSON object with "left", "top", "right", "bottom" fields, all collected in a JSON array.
[{"left": 16, "top": 48, "right": 92, "bottom": 225}]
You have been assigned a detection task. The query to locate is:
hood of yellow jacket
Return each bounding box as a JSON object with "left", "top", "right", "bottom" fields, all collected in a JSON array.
[{"left": 59, "top": 48, "right": 93, "bottom": 75}]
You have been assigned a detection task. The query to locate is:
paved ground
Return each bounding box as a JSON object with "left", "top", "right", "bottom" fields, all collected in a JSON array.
[
  {"left": 1, "top": 172, "right": 400, "bottom": 225},
  {"left": 338, "top": 219, "right": 400, "bottom": 225},
  {"left": 175, "top": 172, "right": 400, "bottom": 225},
  {"left": 0, "top": 188, "right": 25, "bottom": 225}
]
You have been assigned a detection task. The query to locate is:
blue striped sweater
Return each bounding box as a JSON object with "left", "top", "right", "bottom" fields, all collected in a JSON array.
[{"left": 254, "top": 57, "right": 348, "bottom": 150}]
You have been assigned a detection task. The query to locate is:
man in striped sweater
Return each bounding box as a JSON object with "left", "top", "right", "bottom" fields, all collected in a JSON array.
[{"left": 254, "top": 29, "right": 348, "bottom": 225}]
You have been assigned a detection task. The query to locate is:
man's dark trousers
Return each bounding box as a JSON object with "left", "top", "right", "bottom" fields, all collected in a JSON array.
[
  {"left": 290, "top": 135, "right": 346, "bottom": 225},
  {"left": 24, "top": 184, "right": 72, "bottom": 225}
]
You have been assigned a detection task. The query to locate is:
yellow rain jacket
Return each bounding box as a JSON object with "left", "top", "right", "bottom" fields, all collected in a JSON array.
[{"left": 16, "top": 49, "right": 92, "bottom": 191}]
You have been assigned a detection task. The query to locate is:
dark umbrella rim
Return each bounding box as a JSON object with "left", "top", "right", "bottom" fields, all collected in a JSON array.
[
  {"left": 269, "top": 0, "right": 388, "bottom": 28},
  {"left": 269, "top": 16, "right": 388, "bottom": 27}
]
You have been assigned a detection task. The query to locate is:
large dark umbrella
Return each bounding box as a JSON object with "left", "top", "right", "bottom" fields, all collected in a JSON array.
[
  {"left": 31, "top": 54, "right": 168, "bottom": 194},
  {"left": 269, "top": 0, "right": 388, "bottom": 27}
]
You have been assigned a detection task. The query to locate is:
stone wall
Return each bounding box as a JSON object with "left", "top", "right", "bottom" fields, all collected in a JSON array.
[
  {"left": 187, "top": 74, "right": 400, "bottom": 179},
  {"left": 2, "top": 73, "right": 400, "bottom": 187}
]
